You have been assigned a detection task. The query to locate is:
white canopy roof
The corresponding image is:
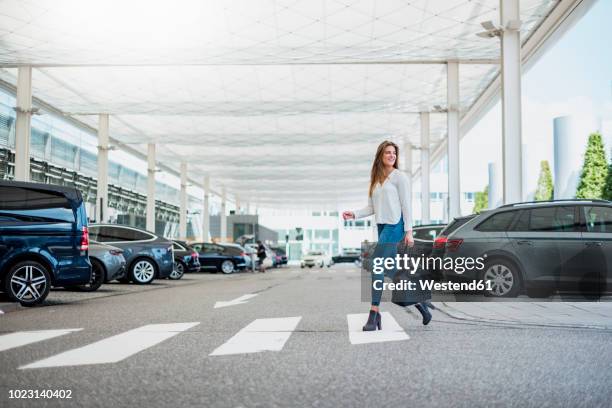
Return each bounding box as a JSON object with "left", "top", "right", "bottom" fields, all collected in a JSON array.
[{"left": 0, "top": 0, "right": 567, "bottom": 209}]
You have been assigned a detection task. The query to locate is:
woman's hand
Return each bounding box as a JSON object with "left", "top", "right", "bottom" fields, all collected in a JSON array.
[
  {"left": 403, "top": 230, "right": 415, "bottom": 247},
  {"left": 342, "top": 211, "right": 355, "bottom": 220}
]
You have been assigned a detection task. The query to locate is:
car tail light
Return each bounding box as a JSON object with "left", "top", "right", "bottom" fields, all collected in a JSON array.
[
  {"left": 80, "top": 226, "right": 89, "bottom": 251},
  {"left": 109, "top": 249, "right": 123, "bottom": 256},
  {"left": 240, "top": 252, "right": 246, "bottom": 257},
  {"left": 446, "top": 239, "right": 464, "bottom": 251},
  {"left": 433, "top": 236, "right": 447, "bottom": 249}
]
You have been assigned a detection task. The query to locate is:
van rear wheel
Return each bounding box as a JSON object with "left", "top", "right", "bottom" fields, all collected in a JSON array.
[{"left": 4, "top": 261, "right": 51, "bottom": 306}]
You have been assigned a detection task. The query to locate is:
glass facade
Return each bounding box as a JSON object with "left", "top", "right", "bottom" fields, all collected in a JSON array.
[{"left": 0, "top": 88, "right": 202, "bottom": 238}]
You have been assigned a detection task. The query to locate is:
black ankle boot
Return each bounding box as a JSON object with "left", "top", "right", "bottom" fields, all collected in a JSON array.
[
  {"left": 415, "top": 303, "right": 432, "bottom": 325},
  {"left": 362, "top": 310, "right": 382, "bottom": 331}
]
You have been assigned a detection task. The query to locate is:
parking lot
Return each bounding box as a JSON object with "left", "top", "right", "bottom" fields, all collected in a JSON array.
[{"left": 2, "top": 264, "right": 611, "bottom": 408}]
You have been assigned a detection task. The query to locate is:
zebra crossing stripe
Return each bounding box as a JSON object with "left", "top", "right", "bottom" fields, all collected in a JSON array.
[
  {"left": 0, "top": 329, "right": 82, "bottom": 352},
  {"left": 19, "top": 322, "right": 199, "bottom": 369},
  {"left": 347, "top": 312, "right": 409, "bottom": 344},
  {"left": 210, "top": 317, "right": 302, "bottom": 356}
]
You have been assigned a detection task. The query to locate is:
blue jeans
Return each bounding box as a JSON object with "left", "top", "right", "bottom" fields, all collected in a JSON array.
[{"left": 371, "top": 217, "right": 405, "bottom": 306}]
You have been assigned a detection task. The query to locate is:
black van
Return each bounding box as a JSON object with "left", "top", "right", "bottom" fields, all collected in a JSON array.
[{"left": 0, "top": 180, "right": 92, "bottom": 306}]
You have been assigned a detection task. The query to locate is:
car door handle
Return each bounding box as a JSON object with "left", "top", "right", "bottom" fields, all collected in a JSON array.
[
  {"left": 516, "top": 240, "right": 532, "bottom": 246},
  {"left": 585, "top": 242, "right": 603, "bottom": 247}
]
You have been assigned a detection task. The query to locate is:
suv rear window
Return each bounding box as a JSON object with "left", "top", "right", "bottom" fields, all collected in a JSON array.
[
  {"left": 0, "top": 186, "right": 75, "bottom": 223},
  {"left": 583, "top": 206, "right": 612, "bottom": 233},
  {"left": 92, "top": 226, "right": 153, "bottom": 242},
  {"left": 441, "top": 215, "right": 476, "bottom": 236},
  {"left": 475, "top": 211, "right": 517, "bottom": 232},
  {"left": 414, "top": 227, "right": 442, "bottom": 241}
]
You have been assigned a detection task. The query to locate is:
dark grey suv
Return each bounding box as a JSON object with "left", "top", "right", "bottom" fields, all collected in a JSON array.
[
  {"left": 435, "top": 200, "right": 611, "bottom": 298},
  {"left": 89, "top": 224, "right": 174, "bottom": 284}
]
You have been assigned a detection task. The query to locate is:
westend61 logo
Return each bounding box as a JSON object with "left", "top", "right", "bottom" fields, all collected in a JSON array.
[{"left": 372, "top": 254, "right": 485, "bottom": 275}]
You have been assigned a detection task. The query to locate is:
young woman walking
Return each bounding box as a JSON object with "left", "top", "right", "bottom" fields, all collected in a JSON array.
[{"left": 343, "top": 140, "right": 432, "bottom": 331}]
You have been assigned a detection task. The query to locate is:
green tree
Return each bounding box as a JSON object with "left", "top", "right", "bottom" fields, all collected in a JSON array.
[
  {"left": 473, "top": 185, "right": 489, "bottom": 213},
  {"left": 534, "top": 160, "right": 554, "bottom": 201},
  {"left": 576, "top": 132, "right": 608, "bottom": 199},
  {"left": 604, "top": 158, "right": 612, "bottom": 200}
]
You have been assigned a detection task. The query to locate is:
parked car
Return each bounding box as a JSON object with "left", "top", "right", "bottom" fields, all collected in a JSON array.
[
  {"left": 80, "top": 241, "right": 127, "bottom": 291},
  {"left": 245, "top": 243, "right": 273, "bottom": 269},
  {"left": 88, "top": 224, "right": 174, "bottom": 284},
  {"left": 190, "top": 242, "right": 248, "bottom": 274},
  {"left": 433, "top": 200, "right": 612, "bottom": 298},
  {"left": 0, "top": 180, "right": 92, "bottom": 305},
  {"left": 431, "top": 215, "right": 478, "bottom": 280},
  {"left": 332, "top": 249, "right": 361, "bottom": 264},
  {"left": 171, "top": 240, "right": 200, "bottom": 280},
  {"left": 301, "top": 251, "right": 333, "bottom": 268},
  {"left": 219, "top": 243, "right": 251, "bottom": 271},
  {"left": 270, "top": 246, "right": 288, "bottom": 266}
]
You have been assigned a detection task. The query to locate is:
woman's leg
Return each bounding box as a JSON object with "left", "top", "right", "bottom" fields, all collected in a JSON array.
[{"left": 370, "top": 219, "right": 404, "bottom": 308}]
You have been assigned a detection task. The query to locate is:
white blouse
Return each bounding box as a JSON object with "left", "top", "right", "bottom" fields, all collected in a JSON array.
[{"left": 353, "top": 169, "right": 413, "bottom": 231}]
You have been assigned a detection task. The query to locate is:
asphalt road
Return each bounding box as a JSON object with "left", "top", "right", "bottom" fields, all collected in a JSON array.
[{"left": 1, "top": 264, "right": 611, "bottom": 408}]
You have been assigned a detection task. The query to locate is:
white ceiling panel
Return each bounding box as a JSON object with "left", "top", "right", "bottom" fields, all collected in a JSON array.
[{"left": 0, "top": 0, "right": 561, "bottom": 209}]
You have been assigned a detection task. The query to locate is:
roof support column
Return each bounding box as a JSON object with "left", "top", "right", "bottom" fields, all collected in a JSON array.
[
  {"left": 403, "top": 141, "right": 413, "bottom": 223},
  {"left": 146, "top": 143, "right": 156, "bottom": 233},
  {"left": 14, "top": 66, "right": 32, "bottom": 181},
  {"left": 96, "top": 114, "right": 109, "bottom": 222},
  {"left": 235, "top": 197, "right": 241, "bottom": 215},
  {"left": 420, "top": 112, "right": 431, "bottom": 224},
  {"left": 220, "top": 187, "right": 227, "bottom": 242},
  {"left": 202, "top": 176, "right": 210, "bottom": 241},
  {"left": 179, "top": 162, "right": 188, "bottom": 239},
  {"left": 500, "top": 0, "right": 523, "bottom": 204},
  {"left": 447, "top": 61, "right": 461, "bottom": 219}
]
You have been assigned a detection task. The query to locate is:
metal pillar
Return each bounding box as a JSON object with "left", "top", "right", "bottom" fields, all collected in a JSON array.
[
  {"left": 97, "top": 114, "right": 109, "bottom": 222},
  {"left": 146, "top": 143, "right": 156, "bottom": 233},
  {"left": 420, "top": 112, "right": 431, "bottom": 224},
  {"left": 202, "top": 176, "right": 210, "bottom": 242},
  {"left": 235, "top": 197, "right": 241, "bottom": 215},
  {"left": 14, "top": 66, "right": 32, "bottom": 181},
  {"left": 220, "top": 187, "right": 227, "bottom": 242},
  {"left": 179, "top": 162, "right": 188, "bottom": 239},
  {"left": 500, "top": 0, "right": 523, "bottom": 203},
  {"left": 403, "top": 141, "right": 413, "bottom": 222},
  {"left": 488, "top": 162, "right": 502, "bottom": 209},
  {"left": 246, "top": 202, "right": 251, "bottom": 214},
  {"left": 447, "top": 61, "right": 461, "bottom": 219}
]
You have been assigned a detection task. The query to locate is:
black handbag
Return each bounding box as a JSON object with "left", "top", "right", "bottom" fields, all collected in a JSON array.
[{"left": 391, "top": 242, "right": 432, "bottom": 307}]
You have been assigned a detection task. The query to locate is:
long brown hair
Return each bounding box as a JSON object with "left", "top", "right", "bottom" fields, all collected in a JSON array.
[{"left": 369, "top": 140, "right": 399, "bottom": 197}]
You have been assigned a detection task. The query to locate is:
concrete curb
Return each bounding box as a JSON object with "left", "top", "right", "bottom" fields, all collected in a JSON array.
[{"left": 434, "top": 302, "right": 612, "bottom": 331}]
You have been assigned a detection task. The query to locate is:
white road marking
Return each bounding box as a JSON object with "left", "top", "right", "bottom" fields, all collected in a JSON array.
[
  {"left": 347, "top": 312, "right": 409, "bottom": 344},
  {"left": 210, "top": 316, "right": 302, "bottom": 356},
  {"left": 0, "top": 329, "right": 82, "bottom": 352},
  {"left": 19, "top": 322, "right": 199, "bottom": 369},
  {"left": 214, "top": 294, "right": 258, "bottom": 309}
]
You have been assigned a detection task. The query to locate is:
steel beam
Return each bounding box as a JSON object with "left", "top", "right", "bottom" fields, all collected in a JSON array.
[
  {"left": 179, "top": 162, "right": 188, "bottom": 239},
  {"left": 500, "top": 0, "right": 523, "bottom": 204},
  {"left": 447, "top": 62, "right": 461, "bottom": 219},
  {"left": 14, "top": 66, "right": 32, "bottom": 181},
  {"left": 97, "top": 114, "right": 109, "bottom": 222},
  {"left": 146, "top": 143, "right": 156, "bottom": 232},
  {"left": 420, "top": 112, "right": 431, "bottom": 224}
]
